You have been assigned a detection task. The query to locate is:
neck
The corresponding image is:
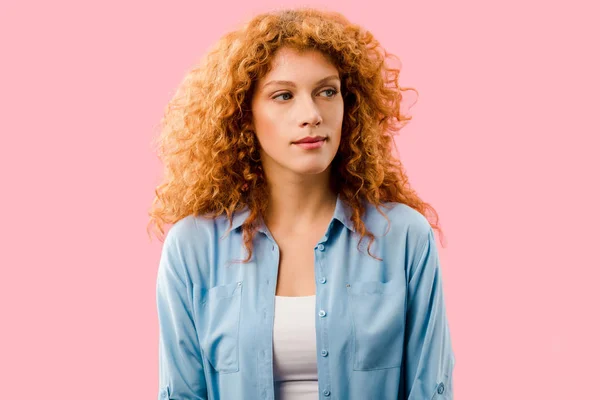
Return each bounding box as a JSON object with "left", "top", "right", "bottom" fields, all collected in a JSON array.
[{"left": 262, "top": 171, "right": 337, "bottom": 236}]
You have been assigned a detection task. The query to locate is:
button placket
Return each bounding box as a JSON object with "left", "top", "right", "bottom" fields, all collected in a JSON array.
[
  {"left": 437, "top": 382, "right": 445, "bottom": 394},
  {"left": 315, "top": 240, "right": 332, "bottom": 399}
]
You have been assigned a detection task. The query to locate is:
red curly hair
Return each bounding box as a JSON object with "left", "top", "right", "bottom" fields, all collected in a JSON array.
[{"left": 147, "top": 7, "right": 445, "bottom": 263}]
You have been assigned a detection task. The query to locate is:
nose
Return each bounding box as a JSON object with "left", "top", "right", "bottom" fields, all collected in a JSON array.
[{"left": 298, "top": 96, "right": 322, "bottom": 127}]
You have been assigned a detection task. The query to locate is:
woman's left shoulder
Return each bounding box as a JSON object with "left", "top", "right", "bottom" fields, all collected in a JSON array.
[{"left": 364, "top": 201, "right": 432, "bottom": 240}]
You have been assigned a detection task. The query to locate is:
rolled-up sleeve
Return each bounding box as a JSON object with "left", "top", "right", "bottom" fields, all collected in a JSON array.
[
  {"left": 402, "top": 227, "right": 456, "bottom": 400},
  {"left": 156, "top": 229, "right": 207, "bottom": 400}
]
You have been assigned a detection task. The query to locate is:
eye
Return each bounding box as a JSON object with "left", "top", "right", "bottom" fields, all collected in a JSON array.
[
  {"left": 271, "top": 88, "right": 339, "bottom": 102},
  {"left": 319, "top": 88, "right": 338, "bottom": 98},
  {"left": 272, "top": 92, "right": 293, "bottom": 101}
]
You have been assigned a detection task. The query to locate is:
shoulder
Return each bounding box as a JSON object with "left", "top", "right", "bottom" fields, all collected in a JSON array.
[
  {"left": 165, "top": 212, "right": 228, "bottom": 246},
  {"left": 160, "top": 213, "right": 221, "bottom": 283},
  {"left": 164, "top": 214, "right": 199, "bottom": 242},
  {"left": 162, "top": 214, "right": 203, "bottom": 255},
  {"left": 363, "top": 201, "right": 432, "bottom": 240},
  {"left": 359, "top": 201, "right": 434, "bottom": 260}
]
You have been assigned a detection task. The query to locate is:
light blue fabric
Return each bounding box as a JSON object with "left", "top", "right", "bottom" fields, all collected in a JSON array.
[{"left": 156, "top": 194, "right": 455, "bottom": 399}]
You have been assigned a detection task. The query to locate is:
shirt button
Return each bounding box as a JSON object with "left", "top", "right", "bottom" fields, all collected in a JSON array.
[
  {"left": 321, "top": 349, "right": 328, "bottom": 357},
  {"left": 317, "top": 244, "right": 325, "bottom": 251},
  {"left": 318, "top": 310, "right": 326, "bottom": 317},
  {"left": 319, "top": 277, "right": 327, "bottom": 284},
  {"left": 437, "top": 382, "right": 445, "bottom": 394},
  {"left": 323, "top": 389, "right": 331, "bottom": 396}
]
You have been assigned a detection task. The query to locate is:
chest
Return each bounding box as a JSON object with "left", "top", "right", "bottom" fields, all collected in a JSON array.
[{"left": 273, "top": 233, "right": 323, "bottom": 296}]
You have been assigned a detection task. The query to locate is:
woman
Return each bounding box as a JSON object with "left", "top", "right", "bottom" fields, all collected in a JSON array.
[{"left": 148, "top": 7, "right": 455, "bottom": 400}]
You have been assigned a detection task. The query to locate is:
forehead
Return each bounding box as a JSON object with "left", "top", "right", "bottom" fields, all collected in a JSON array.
[{"left": 262, "top": 47, "right": 338, "bottom": 78}]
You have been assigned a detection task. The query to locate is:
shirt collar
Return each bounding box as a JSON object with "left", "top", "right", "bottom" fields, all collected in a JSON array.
[{"left": 229, "top": 192, "right": 355, "bottom": 233}]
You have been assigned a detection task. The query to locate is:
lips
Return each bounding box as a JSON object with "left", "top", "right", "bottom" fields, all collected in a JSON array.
[{"left": 293, "top": 136, "right": 326, "bottom": 144}]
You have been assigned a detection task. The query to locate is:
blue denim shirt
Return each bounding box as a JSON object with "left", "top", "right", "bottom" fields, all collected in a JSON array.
[{"left": 156, "top": 194, "right": 455, "bottom": 399}]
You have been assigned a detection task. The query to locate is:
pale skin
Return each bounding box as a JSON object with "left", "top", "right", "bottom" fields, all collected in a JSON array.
[{"left": 249, "top": 46, "right": 344, "bottom": 297}]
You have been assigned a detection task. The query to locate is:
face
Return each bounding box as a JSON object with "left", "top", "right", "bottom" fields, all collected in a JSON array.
[{"left": 250, "top": 47, "right": 344, "bottom": 179}]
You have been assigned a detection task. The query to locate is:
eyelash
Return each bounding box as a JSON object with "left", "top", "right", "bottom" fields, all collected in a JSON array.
[{"left": 272, "top": 88, "right": 339, "bottom": 101}]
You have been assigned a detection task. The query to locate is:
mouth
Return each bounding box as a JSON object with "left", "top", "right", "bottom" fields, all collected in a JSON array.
[
  {"left": 292, "top": 136, "right": 327, "bottom": 144},
  {"left": 292, "top": 138, "right": 326, "bottom": 149}
]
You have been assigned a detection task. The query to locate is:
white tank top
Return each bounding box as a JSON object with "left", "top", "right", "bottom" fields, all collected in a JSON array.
[{"left": 273, "top": 295, "right": 319, "bottom": 399}]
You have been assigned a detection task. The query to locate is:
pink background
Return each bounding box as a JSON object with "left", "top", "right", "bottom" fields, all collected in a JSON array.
[{"left": 1, "top": 0, "right": 598, "bottom": 398}]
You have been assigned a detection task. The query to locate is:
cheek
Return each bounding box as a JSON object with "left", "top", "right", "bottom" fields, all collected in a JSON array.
[
  {"left": 254, "top": 108, "right": 283, "bottom": 137},
  {"left": 253, "top": 115, "right": 288, "bottom": 155},
  {"left": 330, "top": 107, "right": 344, "bottom": 141},
  {"left": 252, "top": 111, "right": 271, "bottom": 139},
  {"left": 327, "top": 100, "right": 344, "bottom": 126}
]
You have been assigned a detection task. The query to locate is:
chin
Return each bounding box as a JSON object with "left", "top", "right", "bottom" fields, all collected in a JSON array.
[{"left": 292, "top": 162, "right": 331, "bottom": 175}]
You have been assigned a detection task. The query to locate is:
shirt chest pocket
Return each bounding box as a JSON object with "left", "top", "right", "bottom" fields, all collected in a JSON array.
[
  {"left": 347, "top": 279, "right": 406, "bottom": 371},
  {"left": 193, "top": 281, "right": 243, "bottom": 374}
]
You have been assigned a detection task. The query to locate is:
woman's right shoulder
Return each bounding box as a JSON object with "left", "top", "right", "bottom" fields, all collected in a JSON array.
[
  {"left": 160, "top": 213, "right": 225, "bottom": 282},
  {"left": 164, "top": 212, "right": 229, "bottom": 246}
]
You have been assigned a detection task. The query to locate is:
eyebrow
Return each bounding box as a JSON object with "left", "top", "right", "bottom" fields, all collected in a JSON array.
[{"left": 261, "top": 75, "right": 340, "bottom": 90}]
